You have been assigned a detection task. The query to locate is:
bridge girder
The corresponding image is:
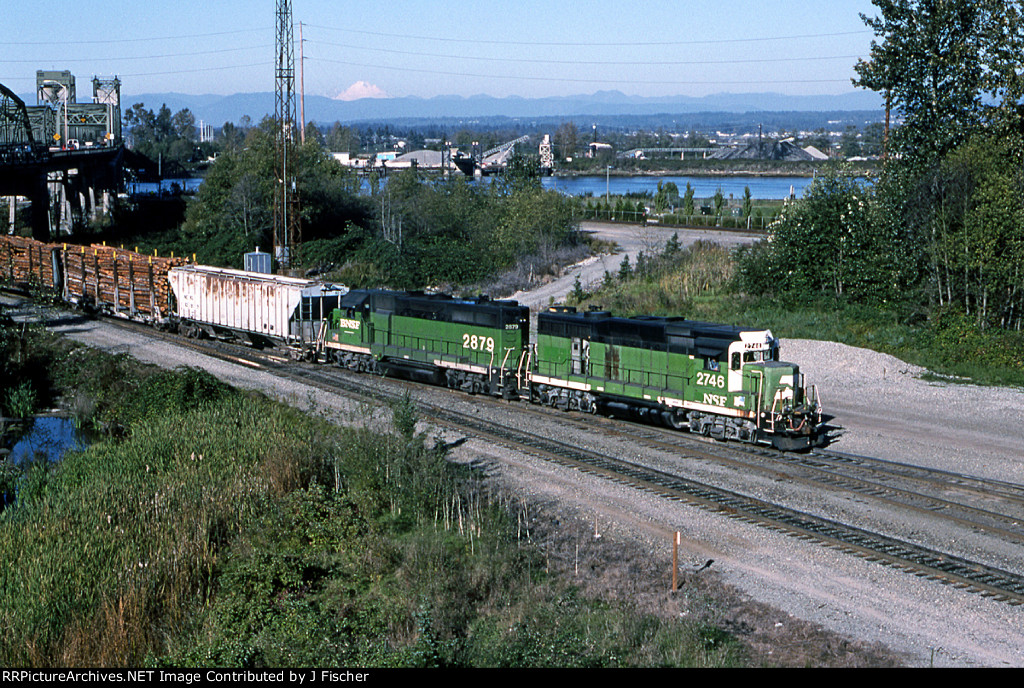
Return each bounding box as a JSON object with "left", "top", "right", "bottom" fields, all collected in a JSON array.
[{"left": 0, "top": 83, "right": 35, "bottom": 149}]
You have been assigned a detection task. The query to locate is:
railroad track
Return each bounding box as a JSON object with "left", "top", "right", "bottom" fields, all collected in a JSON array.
[
  {"left": 568, "top": 418, "right": 1024, "bottom": 544},
  {"left": 17, "top": 299, "right": 1024, "bottom": 607},
  {"left": 286, "top": 361, "right": 1024, "bottom": 606}
]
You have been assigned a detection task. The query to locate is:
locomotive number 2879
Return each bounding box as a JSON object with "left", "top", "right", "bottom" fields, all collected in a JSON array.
[{"left": 462, "top": 334, "right": 495, "bottom": 353}]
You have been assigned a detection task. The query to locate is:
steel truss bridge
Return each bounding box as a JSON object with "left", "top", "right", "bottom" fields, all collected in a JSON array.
[{"left": 1, "top": 74, "right": 123, "bottom": 239}]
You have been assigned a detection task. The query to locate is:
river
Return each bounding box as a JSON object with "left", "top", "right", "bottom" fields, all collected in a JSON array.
[
  {"left": 128, "top": 173, "right": 814, "bottom": 201},
  {"left": 541, "top": 174, "right": 811, "bottom": 200}
]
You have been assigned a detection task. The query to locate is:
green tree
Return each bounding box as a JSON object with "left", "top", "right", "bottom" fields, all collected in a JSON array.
[
  {"left": 682, "top": 183, "right": 695, "bottom": 216},
  {"left": 325, "top": 123, "right": 361, "bottom": 153},
  {"left": 654, "top": 181, "right": 680, "bottom": 213},
  {"left": 498, "top": 151, "right": 541, "bottom": 195},
  {"left": 853, "top": 0, "right": 1024, "bottom": 170},
  {"left": 181, "top": 117, "right": 371, "bottom": 268},
  {"left": 219, "top": 121, "right": 247, "bottom": 153},
  {"left": 554, "top": 121, "right": 579, "bottom": 161},
  {"left": 741, "top": 170, "right": 885, "bottom": 300},
  {"left": 713, "top": 187, "right": 725, "bottom": 216},
  {"left": 124, "top": 103, "right": 201, "bottom": 167},
  {"left": 839, "top": 126, "right": 863, "bottom": 158},
  {"left": 618, "top": 254, "right": 632, "bottom": 280},
  {"left": 908, "top": 136, "right": 1024, "bottom": 327}
]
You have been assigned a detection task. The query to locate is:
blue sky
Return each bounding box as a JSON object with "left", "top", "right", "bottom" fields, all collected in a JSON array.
[{"left": 2, "top": 1, "right": 881, "bottom": 100}]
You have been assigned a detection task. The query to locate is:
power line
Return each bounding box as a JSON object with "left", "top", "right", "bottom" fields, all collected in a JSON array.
[
  {"left": 0, "top": 27, "right": 271, "bottom": 47},
  {"left": 0, "top": 45, "right": 272, "bottom": 65},
  {"left": 120, "top": 62, "right": 272, "bottom": 78},
  {"left": 305, "top": 23, "right": 871, "bottom": 48},
  {"left": 307, "top": 39, "right": 863, "bottom": 67}
]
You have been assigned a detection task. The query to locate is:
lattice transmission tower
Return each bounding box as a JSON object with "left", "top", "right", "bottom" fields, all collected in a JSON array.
[{"left": 274, "top": 0, "right": 301, "bottom": 268}]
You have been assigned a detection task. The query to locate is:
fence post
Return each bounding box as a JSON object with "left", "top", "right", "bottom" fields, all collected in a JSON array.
[{"left": 672, "top": 531, "right": 680, "bottom": 591}]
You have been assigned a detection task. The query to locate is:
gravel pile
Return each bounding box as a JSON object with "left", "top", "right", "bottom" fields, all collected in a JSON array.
[{"left": 784, "top": 338, "right": 1024, "bottom": 484}]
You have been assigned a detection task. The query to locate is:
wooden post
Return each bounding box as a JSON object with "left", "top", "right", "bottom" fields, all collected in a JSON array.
[
  {"left": 148, "top": 259, "right": 155, "bottom": 316},
  {"left": 128, "top": 259, "right": 135, "bottom": 315},
  {"left": 672, "top": 531, "right": 680, "bottom": 592},
  {"left": 112, "top": 253, "right": 119, "bottom": 316}
]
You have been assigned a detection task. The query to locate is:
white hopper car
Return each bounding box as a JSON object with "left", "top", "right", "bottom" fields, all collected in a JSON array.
[{"left": 167, "top": 265, "right": 347, "bottom": 357}]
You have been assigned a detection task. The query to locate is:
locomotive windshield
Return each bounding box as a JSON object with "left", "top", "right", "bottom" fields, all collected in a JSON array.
[{"left": 743, "top": 347, "right": 778, "bottom": 363}]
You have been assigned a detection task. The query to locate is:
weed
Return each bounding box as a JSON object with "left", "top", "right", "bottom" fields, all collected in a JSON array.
[{"left": 4, "top": 382, "right": 36, "bottom": 418}]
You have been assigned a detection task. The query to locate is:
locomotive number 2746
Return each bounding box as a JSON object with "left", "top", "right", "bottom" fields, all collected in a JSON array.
[
  {"left": 696, "top": 372, "right": 726, "bottom": 388},
  {"left": 462, "top": 334, "right": 495, "bottom": 353}
]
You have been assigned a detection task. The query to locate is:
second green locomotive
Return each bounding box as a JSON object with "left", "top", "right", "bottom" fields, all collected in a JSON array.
[
  {"left": 324, "top": 289, "right": 530, "bottom": 399},
  {"left": 533, "top": 306, "right": 821, "bottom": 450}
]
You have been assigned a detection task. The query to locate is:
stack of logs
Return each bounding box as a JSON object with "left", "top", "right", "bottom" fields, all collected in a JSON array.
[
  {"left": 0, "top": 235, "right": 57, "bottom": 288},
  {"left": 64, "top": 243, "right": 185, "bottom": 317},
  {"left": 0, "top": 235, "right": 186, "bottom": 318}
]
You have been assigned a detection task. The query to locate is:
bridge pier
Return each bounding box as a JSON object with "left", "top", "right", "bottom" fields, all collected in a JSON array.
[
  {"left": 46, "top": 170, "right": 93, "bottom": 235},
  {"left": 30, "top": 178, "right": 49, "bottom": 241},
  {"left": 2, "top": 145, "right": 122, "bottom": 240}
]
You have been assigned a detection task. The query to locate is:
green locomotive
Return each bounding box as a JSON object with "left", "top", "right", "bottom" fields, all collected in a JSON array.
[
  {"left": 321, "top": 289, "right": 820, "bottom": 450},
  {"left": 532, "top": 306, "right": 821, "bottom": 450},
  {"left": 324, "top": 289, "right": 530, "bottom": 398}
]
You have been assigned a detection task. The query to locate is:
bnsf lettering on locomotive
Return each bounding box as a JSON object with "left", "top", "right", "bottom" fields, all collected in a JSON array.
[
  {"left": 696, "top": 372, "right": 725, "bottom": 388},
  {"left": 462, "top": 333, "right": 495, "bottom": 353},
  {"left": 703, "top": 393, "right": 727, "bottom": 407},
  {"left": 337, "top": 318, "right": 360, "bottom": 330}
]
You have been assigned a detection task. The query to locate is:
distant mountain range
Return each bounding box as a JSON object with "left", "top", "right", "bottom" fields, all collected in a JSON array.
[{"left": 107, "top": 89, "right": 884, "bottom": 130}]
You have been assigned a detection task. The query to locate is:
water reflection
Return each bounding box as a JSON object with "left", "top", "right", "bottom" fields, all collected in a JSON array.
[{"left": 4, "top": 416, "right": 91, "bottom": 466}]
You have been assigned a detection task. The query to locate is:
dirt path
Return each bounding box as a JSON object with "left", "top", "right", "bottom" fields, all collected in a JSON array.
[{"left": 509, "top": 221, "right": 759, "bottom": 310}]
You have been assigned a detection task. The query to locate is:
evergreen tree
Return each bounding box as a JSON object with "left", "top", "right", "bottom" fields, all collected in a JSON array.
[{"left": 618, "top": 255, "right": 632, "bottom": 280}]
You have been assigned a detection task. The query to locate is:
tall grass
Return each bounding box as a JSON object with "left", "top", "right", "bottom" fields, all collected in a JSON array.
[
  {"left": 0, "top": 336, "right": 751, "bottom": 668},
  {"left": 0, "top": 395, "right": 310, "bottom": 665},
  {"left": 571, "top": 239, "right": 734, "bottom": 316}
]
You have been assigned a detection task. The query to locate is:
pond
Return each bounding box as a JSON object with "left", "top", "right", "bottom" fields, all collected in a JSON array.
[{"left": 2, "top": 415, "right": 93, "bottom": 466}]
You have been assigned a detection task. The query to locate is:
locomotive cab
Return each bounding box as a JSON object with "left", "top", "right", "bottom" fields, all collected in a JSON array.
[{"left": 726, "top": 329, "right": 778, "bottom": 392}]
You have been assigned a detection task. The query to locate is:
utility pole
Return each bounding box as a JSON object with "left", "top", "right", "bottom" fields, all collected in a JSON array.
[
  {"left": 883, "top": 90, "right": 891, "bottom": 162},
  {"left": 299, "top": 21, "right": 306, "bottom": 144},
  {"left": 274, "top": 0, "right": 301, "bottom": 269}
]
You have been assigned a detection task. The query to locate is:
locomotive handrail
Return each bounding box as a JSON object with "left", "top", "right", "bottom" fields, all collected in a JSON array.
[
  {"left": 518, "top": 347, "right": 534, "bottom": 390},
  {"left": 316, "top": 319, "right": 328, "bottom": 356},
  {"left": 752, "top": 369, "right": 765, "bottom": 432},
  {"left": 809, "top": 384, "right": 821, "bottom": 411}
]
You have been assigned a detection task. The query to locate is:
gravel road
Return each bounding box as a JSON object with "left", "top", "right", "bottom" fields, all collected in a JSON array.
[{"left": 509, "top": 221, "right": 760, "bottom": 310}]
